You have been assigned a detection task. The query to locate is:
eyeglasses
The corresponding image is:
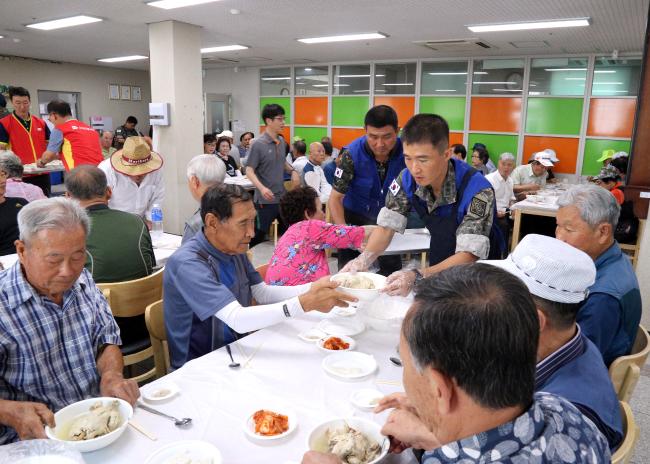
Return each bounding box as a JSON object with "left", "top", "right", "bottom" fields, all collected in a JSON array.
[{"left": 272, "top": 116, "right": 286, "bottom": 122}]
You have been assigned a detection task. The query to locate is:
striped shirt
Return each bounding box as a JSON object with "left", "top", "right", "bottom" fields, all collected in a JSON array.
[{"left": 0, "top": 262, "right": 121, "bottom": 444}]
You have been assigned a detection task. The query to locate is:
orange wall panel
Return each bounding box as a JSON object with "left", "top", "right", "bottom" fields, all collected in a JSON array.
[
  {"left": 470, "top": 97, "right": 521, "bottom": 133},
  {"left": 332, "top": 128, "right": 366, "bottom": 149},
  {"left": 294, "top": 97, "right": 328, "bottom": 126},
  {"left": 374, "top": 96, "right": 416, "bottom": 127},
  {"left": 259, "top": 126, "right": 291, "bottom": 144},
  {"left": 523, "top": 136, "right": 579, "bottom": 174},
  {"left": 587, "top": 98, "right": 636, "bottom": 138},
  {"left": 449, "top": 132, "right": 464, "bottom": 147}
]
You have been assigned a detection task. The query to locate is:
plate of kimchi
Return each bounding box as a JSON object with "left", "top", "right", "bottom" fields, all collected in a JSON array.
[
  {"left": 317, "top": 335, "right": 356, "bottom": 353},
  {"left": 244, "top": 408, "right": 297, "bottom": 441}
]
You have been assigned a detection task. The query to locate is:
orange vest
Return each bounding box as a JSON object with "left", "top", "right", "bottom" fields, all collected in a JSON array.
[
  {"left": 58, "top": 119, "right": 104, "bottom": 171},
  {"left": 0, "top": 113, "right": 48, "bottom": 164}
]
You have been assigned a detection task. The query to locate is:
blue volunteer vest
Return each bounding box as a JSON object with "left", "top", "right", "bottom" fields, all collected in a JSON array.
[
  {"left": 539, "top": 335, "right": 623, "bottom": 450},
  {"left": 342, "top": 136, "right": 405, "bottom": 220},
  {"left": 401, "top": 158, "right": 504, "bottom": 264}
]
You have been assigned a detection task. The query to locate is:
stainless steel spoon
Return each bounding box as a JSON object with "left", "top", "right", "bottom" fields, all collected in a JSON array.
[
  {"left": 138, "top": 402, "right": 192, "bottom": 427},
  {"left": 389, "top": 356, "right": 403, "bottom": 367},
  {"left": 226, "top": 344, "right": 240, "bottom": 368}
]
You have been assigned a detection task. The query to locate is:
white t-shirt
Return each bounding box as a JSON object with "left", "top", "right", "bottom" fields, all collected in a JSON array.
[{"left": 485, "top": 171, "right": 515, "bottom": 212}]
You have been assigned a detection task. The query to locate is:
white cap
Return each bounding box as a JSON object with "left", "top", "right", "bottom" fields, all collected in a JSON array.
[
  {"left": 612, "top": 151, "right": 628, "bottom": 160},
  {"left": 217, "top": 130, "right": 234, "bottom": 138},
  {"left": 482, "top": 234, "right": 595, "bottom": 304},
  {"left": 543, "top": 148, "right": 560, "bottom": 163},
  {"left": 530, "top": 152, "right": 554, "bottom": 167}
]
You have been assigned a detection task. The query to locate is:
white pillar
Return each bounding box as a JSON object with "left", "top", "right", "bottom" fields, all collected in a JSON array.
[
  {"left": 149, "top": 21, "right": 203, "bottom": 235},
  {"left": 636, "top": 210, "right": 650, "bottom": 327}
]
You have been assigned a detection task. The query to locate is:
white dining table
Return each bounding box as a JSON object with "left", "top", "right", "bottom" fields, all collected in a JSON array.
[
  {"left": 0, "top": 233, "right": 182, "bottom": 271},
  {"left": 84, "top": 309, "right": 419, "bottom": 464}
]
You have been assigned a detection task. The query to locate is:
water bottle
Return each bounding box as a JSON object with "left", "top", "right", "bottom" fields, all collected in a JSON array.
[{"left": 151, "top": 204, "right": 164, "bottom": 240}]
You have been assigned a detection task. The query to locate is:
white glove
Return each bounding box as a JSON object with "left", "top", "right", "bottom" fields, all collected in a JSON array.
[
  {"left": 382, "top": 270, "right": 417, "bottom": 296},
  {"left": 339, "top": 251, "right": 379, "bottom": 273}
]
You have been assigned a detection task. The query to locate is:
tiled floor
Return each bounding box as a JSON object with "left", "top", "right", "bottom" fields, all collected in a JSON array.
[{"left": 250, "top": 240, "right": 650, "bottom": 462}]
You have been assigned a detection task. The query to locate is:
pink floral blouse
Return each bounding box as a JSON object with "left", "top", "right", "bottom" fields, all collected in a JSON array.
[{"left": 265, "top": 219, "right": 365, "bottom": 286}]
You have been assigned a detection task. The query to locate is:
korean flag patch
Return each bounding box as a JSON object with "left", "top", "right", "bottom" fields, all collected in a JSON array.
[
  {"left": 389, "top": 179, "right": 401, "bottom": 196},
  {"left": 334, "top": 167, "right": 343, "bottom": 179}
]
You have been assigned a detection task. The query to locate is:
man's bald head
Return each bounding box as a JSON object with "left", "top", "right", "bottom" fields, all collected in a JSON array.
[
  {"left": 65, "top": 165, "right": 109, "bottom": 202},
  {"left": 308, "top": 142, "right": 326, "bottom": 166}
]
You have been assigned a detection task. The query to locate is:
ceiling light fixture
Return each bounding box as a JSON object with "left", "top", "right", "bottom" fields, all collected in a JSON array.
[
  {"left": 435, "top": 89, "right": 457, "bottom": 92},
  {"left": 27, "top": 15, "right": 102, "bottom": 31},
  {"left": 381, "top": 83, "right": 413, "bottom": 86},
  {"left": 564, "top": 77, "right": 586, "bottom": 80},
  {"left": 298, "top": 32, "right": 387, "bottom": 44},
  {"left": 201, "top": 45, "right": 249, "bottom": 53},
  {"left": 304, "top": 67, "right": 312, "bottom": 71},
  {"left": 338, "top": 74, "right": 370, "bottom": 78},
  {"left": 474, "top": 81, "right": 517, "bottom": 85},
  {"left": 492, "top": 89, "right": 522, "bottom": 92},
  {"left": 428, "top": 72, "right": 467, "bottom": 76},
  {"left": 261, "top": 77, "right": 290, "bottom": 81},
  {"left": 467, "top": 18, "right": 590, "bottom": 33},
  {"left": 593, "top": 82, "right": 623, "bottom": 85},
  {"left": 97, "top": 55, "right": 148, "bottom": 63},
  {"left": 147, "top": 0, "right": 222, "bottom": 10}
]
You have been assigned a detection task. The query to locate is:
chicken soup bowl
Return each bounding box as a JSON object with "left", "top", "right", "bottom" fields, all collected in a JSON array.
[
  {"left": 45, "top": 397, "right": 133, "bottom": 453},
  {"left": 307, "top": 417, "right": 389, "bottom": 464},
  {"left": 331, "top": 272, "right": 386, "bottom": 302}
]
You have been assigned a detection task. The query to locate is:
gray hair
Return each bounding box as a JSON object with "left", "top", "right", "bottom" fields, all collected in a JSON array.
[
  {"left": 18, "top": 197, "right": 90, "bottom": 244},
  {"left": 186, "top": 154, "right": 226, "bottom": 186},
  {"left": 0, "top": 151, "right": 24, "bottom": 178},
  {"left": 558, "top": 184, "right": 620, "bottom": 229},
  {"left": 499, "top": 152, "right": 515, "bottom": 162},
  {"left": 65, "top": 165, "right": 108, "bottom": 200}
]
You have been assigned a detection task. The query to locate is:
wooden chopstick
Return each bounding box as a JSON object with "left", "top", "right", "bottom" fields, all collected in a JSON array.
[{"left": 129, "top": 420, "right": 157, "bottom": 441}]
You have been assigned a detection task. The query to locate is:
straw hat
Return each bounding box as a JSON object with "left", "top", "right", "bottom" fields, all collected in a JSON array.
[{"left": 111, "top": 136, "right": 163, "bottom": 176}]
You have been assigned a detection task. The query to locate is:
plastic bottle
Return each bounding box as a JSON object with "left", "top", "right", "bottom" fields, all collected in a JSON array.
[{"left": 151, "top": 204, "right": 164, "bottom": 240}]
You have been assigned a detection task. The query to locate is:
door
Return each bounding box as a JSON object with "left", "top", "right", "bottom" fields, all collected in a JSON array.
[
  {"left": 38, "top": 90, "right": 81, "bottom": 130},
  {"left": 204, "top": 93, "right": 230, "bottom": 134}
]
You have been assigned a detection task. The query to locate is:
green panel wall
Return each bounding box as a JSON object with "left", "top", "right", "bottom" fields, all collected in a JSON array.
[
  {"left": 525, "top": 98, "right": 583, "bottom": 135},
  {"left": 582, "top": 139, "right": 631, "bottom": 176},
  {"left": 468, "top": 133, "right": 519, "bottom": 166},
  {"left": 259, "top": 97, "right": 291, "bottom": 124},
  {"left": 294, "top": 127, "right": 327, "bottom": 146},
  {"left": 419, "top": 97, "right": 466, "bottom": 131},
  {"left": 332, "top": 96, "right": 368, "bottom": 127}
]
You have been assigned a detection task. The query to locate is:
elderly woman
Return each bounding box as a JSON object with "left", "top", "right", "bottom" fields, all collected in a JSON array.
[
  {"left": 471, "top": 146, "right": 491, "bottom": 175},
  {"left": 0, "top": 151, "right": 46, "bottom": 202},
  {"left": 216, "top": 136, "right": 240, "bottom": 177},
  {"left": 265, "top": 186, "right": 372, "bottom": 286}
]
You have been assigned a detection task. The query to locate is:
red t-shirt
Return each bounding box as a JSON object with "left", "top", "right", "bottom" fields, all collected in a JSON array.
[{"left": 58, "top": 119, "right": 103, "bottom": 170}]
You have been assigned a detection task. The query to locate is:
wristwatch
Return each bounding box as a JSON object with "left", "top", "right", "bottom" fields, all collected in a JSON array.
[{"left": 411, "top": 269, "right": 424, "bottom": 283}]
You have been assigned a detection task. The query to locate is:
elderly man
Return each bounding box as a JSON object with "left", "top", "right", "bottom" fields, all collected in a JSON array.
[
  {"left": 303, "top": 264, "right": 610, "bottom": 463},
  {"left": 246, "top": 104, "right": 300, "bottom": 247},
  {"left": 0, "top": 198, "right": 139, "bottom": 443},
  {"left": 302, "top": 142, "right": 332, "bottom": 204},
  {"left": 0, "top": 168, "right": 28, "bottom": 256},
  {"left": 98, "top": 136, "right": 164, "bottom": 226},
  {"left": 485, "top": 234, "right": 623, "bottom": 451},
  {"left": 556, "top": 184, "right": 642, "bottom": 365},
  {"left": 343, "top": 113, "right": 504, "bottom": 295},
  {"left": 164, "top": 184, "right": 356, "bottom": 369},
  {"left": 511, "top": 152, "right": 553, "bottom": 196},
  {"left": 37, "top": 100, "right": 103, "bottom": 170},
  {"left": 100, "top": 130, "right": 117, "bottom": 159},
  {"left": 485, "top": 152, "right": 516, "bottom": 250},
  {"left": 183, "top": 154, "right": 227, "bottom": 244},
  {"left": 0, "top": 151, "right": 46, "bottom": 202}
]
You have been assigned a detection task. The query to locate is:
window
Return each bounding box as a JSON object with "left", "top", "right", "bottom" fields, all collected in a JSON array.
[
  {"left": 374, "top": 62, "right": 416, "bottom": 95},
  {"left": 332, "top": 64, "right": 371, "bottom": 95},
  {"left": 529, "top": 58, "right": 588, "bottom": 96},
  {"left": 295, "top": 66, "right": 329, "bottom": 95},
  {"left": 421, "top": 61, "right": 469, "bottom": 95},
  {"left": 260, "top": 67, "right": 291, "bottom": 96},
  {"left": 472, "top": 59, "right": 525, "bottom": 95},
  {"left": 592, "top": 57, "right": 642, "bottom": 96}
]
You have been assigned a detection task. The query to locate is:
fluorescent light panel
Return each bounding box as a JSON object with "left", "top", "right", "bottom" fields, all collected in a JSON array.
[
  {"left": 467, "top": 18, "right": 589, "bottom": 33},
  {"left": 98, "top": 55, "right": 148, "bottom": 63},
  {"left": 201, "top": 45, "right": 248, "bottom": 53},
  {"left": 298, "top": 32, "right": 387, "bottom": 44},
  {"left": 381, "top": 83, "right": 413, "bottom": 86},
  {"left": 148, "top": 0, "right": 221, "bottom": 9},
  {"left": 261, "top": 77, "right": 290, "bottom": 81},
  {"left": 27, "top": 15, "right": 102, "bottom": 31}
]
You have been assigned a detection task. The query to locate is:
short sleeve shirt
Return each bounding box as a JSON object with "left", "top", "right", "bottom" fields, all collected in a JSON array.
[
  {"left": 511, "top": 163, "right": 547, "bottom": 187},
  {"left": 245, "top": 132, "right": 288, "bottom": 204},
  {"left": 163, "top": 231, "right": 263, "bottom": 369}
]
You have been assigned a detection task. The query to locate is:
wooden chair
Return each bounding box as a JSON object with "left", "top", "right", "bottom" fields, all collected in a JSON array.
[
  {"left": 609, "top": 325, "right": 650, "bottom": 402},
  {"left": 619, "top": 219, "right": 645, "bottom": 269},
  {"left": 145, "top": 299, "right": 169, "bottom": 379},
  {"left": 97, "top": 268, "right": 164, "bottom": 384},
  {"left": 611, "top": 401, "right": 639, "bottom": 464}
]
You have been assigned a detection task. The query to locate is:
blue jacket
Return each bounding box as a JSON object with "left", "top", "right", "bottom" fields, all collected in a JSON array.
[
  {"left": 538, "top": 334, "right": 623, "bottom": 451},
  {"left": 342, "top": 136, "right": 405, "bottom": 220},
  {"left": 578, "top": 242, "right": 642, "bottom": 365}
]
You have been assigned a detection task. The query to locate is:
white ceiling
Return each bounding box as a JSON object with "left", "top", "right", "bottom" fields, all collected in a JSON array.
[{"left": 0, "top": 0, "right": 647, "bottom": 71}]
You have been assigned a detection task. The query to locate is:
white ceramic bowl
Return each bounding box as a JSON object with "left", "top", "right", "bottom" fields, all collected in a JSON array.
[
  {"left": 322, "top": 352, "right": 377, "bottom": 380},
  {"left": 45, "top": 397, "right": 133, "bottom": 453},
  {"left": 361, "top": 295, "right": 411, "bottom": 332},
  {"left": 307, "top": 417, "right": 389, "bottom": 464},
  {"left": 317, "top": 335, "right": 356, "bottom": 353},
  {"left": 331, "top": 272, "right": 386, "bottom": 302}
]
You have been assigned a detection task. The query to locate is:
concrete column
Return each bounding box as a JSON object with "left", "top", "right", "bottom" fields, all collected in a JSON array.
[{"left": 149, "top": 21, "right": 203, "bottom": 234}]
